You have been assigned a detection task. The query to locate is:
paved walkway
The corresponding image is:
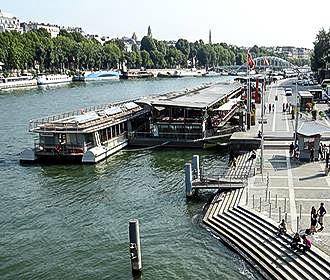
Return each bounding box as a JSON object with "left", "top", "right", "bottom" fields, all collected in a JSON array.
[{"left": 245, "top": 79, "right": 330, "bottom": 256}]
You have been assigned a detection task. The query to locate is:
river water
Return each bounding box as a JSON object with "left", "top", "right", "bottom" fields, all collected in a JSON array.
[{"left": 0, "top": 77, "right": 261, "bottom": 280}]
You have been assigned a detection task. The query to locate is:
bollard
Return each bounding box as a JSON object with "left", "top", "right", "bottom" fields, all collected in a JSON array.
[
  {"left": 185, "top": 163, "right": 193, "bottom": 197},
  {"left": 129, "top": 219, "right": 142, "bottom": 275},
  {"left": 299, "top": 204, "right": 302, "bottom": 220},
  {"left": 285, "top": 212, "right": 288, "bottom": 223},
  {"left": 269, "top": 203, "right": 272, "bottom": 218},
  {"left": 284, "top": 197, "right": 287, "bottom": 213},
  {"left": 297, "top": 216, "right": 300, "bottom": 231},
  {"left": 279, "top": 207, "right": 282, "bottom": 222},
  {"left": 259, "top": 197, "right": 262, "bottom": 212},
  {"left": 275, "top": 194, "right": 278, "bottom": 208},
  {"left": 252, "top": 194, "right": 255, "bottom": 209},
  {"left": 246, "top": 190, "right": 249, "bottom": 206},
  {"left": 191, "top": 155, "right": 200, "bottom": 180}
]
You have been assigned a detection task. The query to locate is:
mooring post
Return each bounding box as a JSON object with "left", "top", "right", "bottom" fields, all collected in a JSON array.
[
  {"left": 259, "top": 197, "right": 262, "bottom": 212},
  {"left": 279, "top": 207, "right": 282, "bottom": 222},
  {"left": 284, "top": 197, "right": 287, "bottom": 213},
  {"left": 185, "top": 163, "right": 193, "bottom": 197},
  {"left": 299, "top": 204, "right": 302, "bottom": 220},
  {"left": 252, "top": 194, "right": 255, "bottom": 209},
  {"left": 275, "top": 194, "right": 278, "bottom": 208},
  {"left": 129, "top": 219, "right": 142, "bottom": 275},
  {"left": 191, "top": 155, "right": 200, "bottom": 180},
  {"left": 269, "top": 203, "right": 272, "bottom": 218}
]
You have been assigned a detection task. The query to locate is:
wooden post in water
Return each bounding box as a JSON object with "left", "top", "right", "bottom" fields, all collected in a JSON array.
[
  {"left": 191, "top": 155, "right": 200, "bottom": 180},
  {"left": 129, "top": 219, "right": 142, "bottom": 275},
  {"left": 185, "top": 163, "right": 193, "bottom": 197}
]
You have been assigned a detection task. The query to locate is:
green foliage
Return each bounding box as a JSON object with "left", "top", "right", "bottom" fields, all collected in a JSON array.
[{"left": 311, "top": 28, "right": 330, "bottom": 71}]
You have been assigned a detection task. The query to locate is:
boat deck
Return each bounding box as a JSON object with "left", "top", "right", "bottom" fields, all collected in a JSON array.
[{"left": 29, "top": 100, "right": 149, "bottom": 133}]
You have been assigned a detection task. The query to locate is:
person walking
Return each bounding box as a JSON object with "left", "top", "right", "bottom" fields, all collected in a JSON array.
[
  {"left": 310, "top": 147, "right": 314, "bottom": 162},
  {"left": 272, "top": 104, "right": 275, "bottom": 112},
  {"left": 319, "top": 143, "right": 324, "bottom": 160},
  {"left": 289, "top": 142, "right": 294, "bottom": 157},
  {"left": 317, "top": 203, "right": 327, "bottom": 231},
  {"left": 283, "top": 103, "right": 285, "bottom": 112},
  {"left": 310, "top": 206, "right": 318, "bottom": 234},
  {"left": 286, "top": 103, "right": 289, "bottom": 111}
]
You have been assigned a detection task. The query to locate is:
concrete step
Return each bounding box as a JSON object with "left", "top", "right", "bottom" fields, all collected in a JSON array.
[
  {"left": 236, "top": 206, "right": 330, "bottom": 273},
  {"left": 204, "top": 215, "right": 297, "bottom": 280},
  {"left": 224, "top": 210, "right": 329, "bottom": 280},
  {"left": 232, "top": 208, "right": 330, "bottom": 279}
]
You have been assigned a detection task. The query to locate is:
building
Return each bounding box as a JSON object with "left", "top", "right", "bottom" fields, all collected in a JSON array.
[
  {"left": 0, "top": 9, "right": 21, "bottom": 33},
  {"left": 21, "top": 21, "right": 60, "bottom": 38},
  {"left": 61, "top": 26, "right": 84, "bottom": 35},
  {"left": 147, "top": 25, "right": 152, "bottom": 38}
]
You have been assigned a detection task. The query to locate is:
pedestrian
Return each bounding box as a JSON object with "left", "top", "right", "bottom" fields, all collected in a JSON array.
[
  {"left": 310, "top": 147, "right": 314, "bottom": 162},
  {"left": 300, "top": 235, "right": 312, "bottom": 252},
  {"left": 319, "top": 143, "right": 324, "bottom": 160},
  {"left": 282, "top": 103, "right": 285, "bottom": 112},
  {"left": 286, "top": 103, "right": 289, "bottom": 111},
  {"left": 310, "top": 206, "right": 318, "bottom": 234},
  {"left": 289, "top": 142, "right": 294, "bottom": 157},
  {"left": 269, "top": 103, "right": 271, "bottom": 113},
  {"left": 317, "top": 202, "right": 327, "bottom": 230},
  {"left": 272, "top": 104, "right": 275, "bottom": 112}
]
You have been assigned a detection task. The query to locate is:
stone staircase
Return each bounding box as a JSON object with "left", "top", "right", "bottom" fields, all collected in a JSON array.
[{"left": 203, "top": 189, "right": 330, "bottom": 280}]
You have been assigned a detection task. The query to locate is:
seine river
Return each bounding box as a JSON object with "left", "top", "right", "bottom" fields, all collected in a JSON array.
[{"left": 0, "top": 77, "right": 261, "bottom": 280}]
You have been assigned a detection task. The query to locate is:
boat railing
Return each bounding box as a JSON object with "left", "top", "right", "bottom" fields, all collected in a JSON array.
[
  {"left": 29, "top": 103, "right": 149, "bottom": 132},
  {"left": 35, "top": 142, "right": 85, "bottom": 155},
  {"left": 129, "top": 131, "right": 202, "bottom": 140}
]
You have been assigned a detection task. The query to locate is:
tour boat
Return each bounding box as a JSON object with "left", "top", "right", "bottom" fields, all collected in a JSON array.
[
  {"left": 0, "top": 75, "right": 37, "bottom": 90},
  {"left": 37, "top": 74, "right": 72, "bottom": 85},
  {"left": 74, "top": 70, "right": 120, "bottom": 81},
  {"left": 20, "top": 100, "right": 149, "bottom": 164}
]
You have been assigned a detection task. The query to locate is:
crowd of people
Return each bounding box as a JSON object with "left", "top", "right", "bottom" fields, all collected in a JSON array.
[{"left": 278, "top": 203, "right": 327, "bottom": 253}]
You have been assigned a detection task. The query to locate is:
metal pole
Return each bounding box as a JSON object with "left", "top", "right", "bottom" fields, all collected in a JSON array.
[
  {"left": 268, "top": 191, "right": 271, "bottom": 204},
  {"left": 253, "top": 194, "right": 255, "bottom": 209},
  {"left": 246, "top": 189, "right": 249, "bottom": 205},
  {"left": 297, "top": 216, "right": 300, "bottom": 231},
  {"left": 294, "top": 81, "right": 299, "bottom": 146},
  {"left": 275, "top": 194, "right": 278, "bottom": 208},
  {"left": 265, "top": 188, "right": 268, "bottom": 201},
  {"left": 269, "top": 203, "right": 272, "bottom": 218},
  {"left": 284, "top": 197, "right": 287, "bottom": 213},
  {"left": 259, "top": 197, "right": 262, "bottom": 212},
  {"left": 285, "top": 212, "right": 288, "bottom": 223},
  {"left": 299, "top": 204, "right": 302, "bottom": 220},
  {"left": 279, "top": 207, "right": 282, "bottom": 222}
]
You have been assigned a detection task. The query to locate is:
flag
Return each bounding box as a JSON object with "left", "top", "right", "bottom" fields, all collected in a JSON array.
[
  {"left": 247, "top": 52, "right": 256, "bottom": 70},
  {"left": 264, "top": 56, "right": 270, "bottom": 66}
]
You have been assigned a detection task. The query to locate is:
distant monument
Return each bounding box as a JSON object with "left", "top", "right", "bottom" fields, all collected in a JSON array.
[
  {"left": 132, "top": 32, "right": 137, "bottom": 41},
  {"left": 147, "top": 26, "right": 152, "bottom": 38},
  {"left": 209, "top": 29, "right": 212, "bottom": 44}
]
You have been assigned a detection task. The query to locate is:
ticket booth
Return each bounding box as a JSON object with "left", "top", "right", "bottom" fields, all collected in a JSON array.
[
  {"left": 298, "top": 91, "right": 313, "bottom": 112},
  {"left": 296, "top": 121, "right": 330, "bottom": 161}
]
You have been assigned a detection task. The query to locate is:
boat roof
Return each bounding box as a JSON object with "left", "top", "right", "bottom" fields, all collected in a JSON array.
[
  {"left": 29, "top": 101, "right": 144, "bottom": 133},
  {"left": 136, "top": 82, "right": 242, "bottom": 109}
]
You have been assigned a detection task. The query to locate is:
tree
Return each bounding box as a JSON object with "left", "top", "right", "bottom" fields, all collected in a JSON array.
[
  {"left": 311, "top": 28, "right": 330, "bottom": 71},
  {"left": 175, "top": 39, "right": 190, "bottom": 57},
  {"left": 140, "top": 36, "right": 156, "bottom": 53},
  {"left": 141, "top": 50, "right": 153, "bottom": 68}
]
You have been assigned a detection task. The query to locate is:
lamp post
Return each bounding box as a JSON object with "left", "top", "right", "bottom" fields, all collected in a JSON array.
[{"left": 294, "top": 80, "right": 299, "bottom": 146}]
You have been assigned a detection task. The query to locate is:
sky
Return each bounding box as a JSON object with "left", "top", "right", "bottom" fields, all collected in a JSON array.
[{"left": 1, "top": 0, "right": 330, "bottom": 48}]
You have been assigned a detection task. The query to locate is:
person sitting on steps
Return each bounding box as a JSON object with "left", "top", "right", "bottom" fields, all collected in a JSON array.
[
  {"left": 299, "top": 235, "right": 312, "bottom": 253},
  {"left": 248, "top": 150, "right": 256, "bottom": 161},
  {"left": 278, "top": 219, "right": 287, "bottom": 235},
  {"left": 291, "top": 232, "right": 301, "bottom": 250}
]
